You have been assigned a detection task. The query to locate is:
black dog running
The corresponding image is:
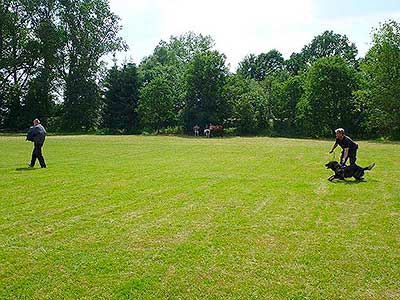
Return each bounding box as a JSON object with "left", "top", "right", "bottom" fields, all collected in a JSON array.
[{"left": 325, "top": 161, "right": 375, "bottom": 181}]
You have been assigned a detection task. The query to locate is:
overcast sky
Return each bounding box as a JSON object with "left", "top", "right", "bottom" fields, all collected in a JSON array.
[{"left": 108, "top": 0, "right": 400, "bottom": 70}]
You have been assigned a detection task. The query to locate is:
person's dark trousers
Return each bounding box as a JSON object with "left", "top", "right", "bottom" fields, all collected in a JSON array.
[
  {"left": 30, "top": 143, "right": 46, "bottom": 168},
  {"left": 341, "top": 148, "right": 357, "bottom": 166}
]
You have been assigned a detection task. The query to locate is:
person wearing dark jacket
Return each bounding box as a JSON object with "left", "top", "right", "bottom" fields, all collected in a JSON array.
[
  {"left": 27, "top": 119, "right": 47, "bottom": 168},
  {"left": 329, "top": 128, "right": 361, "bottom": 166}
]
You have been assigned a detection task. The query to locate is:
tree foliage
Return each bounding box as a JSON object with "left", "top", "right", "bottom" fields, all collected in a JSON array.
[
  {"left": 296, "top": 56, "right": 359, "bottom": 137},
  {"left": 58, "top": 0, "right": 126, "bottom": 131},
  {"left": 237, "top": 49, "right": 284, "bottom": 81},
  {"left": 302, "top": 31, "right": 358, "bottom": 66},
  {"left": 138, "top": 32, "right": 215, "bottom": 130},
  {"left": 359, "top": 20, "right": 400, "bottom": 138},
  {"left": 103, "top": 63, "right": 139, "bottom": 132},
  {"left": 184, "top": 50, "right": 228, "bottom": 130},
  {"left": 0, "top": 0, "right": 40, "bottom": 129},
  {"left": 1, "top": 3, "right": 399, "bottom": 140},
  {"left": 235, "top": 81, "right": 269, "bottom": 134},
  {"left": 138, "top": 76, "right": 175, "bottom": 131},
  {"left": 273, "top": 75, "right": 304, "bottom": 133},
  {"left": 0, "top": 0, "right": 125, "bottom": 131},
  {"left": 287, "top": 31, "right": 358, "bottom": 75}
]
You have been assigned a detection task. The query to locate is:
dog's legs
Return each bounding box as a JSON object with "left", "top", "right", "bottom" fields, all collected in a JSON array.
[{"left": 334, "top": 174, "right": 345, "bottom": 181}]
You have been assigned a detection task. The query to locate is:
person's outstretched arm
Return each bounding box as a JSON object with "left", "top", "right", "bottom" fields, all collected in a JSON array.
[{"left": 329, "top": 142, "right": 338, "bottom": 153}]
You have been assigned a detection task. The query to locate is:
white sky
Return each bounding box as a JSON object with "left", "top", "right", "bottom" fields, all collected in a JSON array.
[{"left": 108, "top": 0, "right": 400, "bottom": 70}]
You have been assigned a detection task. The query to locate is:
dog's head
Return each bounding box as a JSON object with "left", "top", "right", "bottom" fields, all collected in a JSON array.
[{"left": 325, "top": 161, "right": 341, "bottom": 170}]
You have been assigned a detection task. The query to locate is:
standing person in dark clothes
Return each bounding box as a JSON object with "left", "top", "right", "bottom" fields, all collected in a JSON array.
[
  {"left": 329, "top": 128, "right": 359, "bottom": 166},
  {"left": 26, "top": 119, "right": 47, "bottom": 168}
]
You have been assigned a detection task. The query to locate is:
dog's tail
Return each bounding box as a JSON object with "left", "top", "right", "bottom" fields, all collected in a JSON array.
[{"left": 364, "top": 162, "right": 376, "bottom": 171}]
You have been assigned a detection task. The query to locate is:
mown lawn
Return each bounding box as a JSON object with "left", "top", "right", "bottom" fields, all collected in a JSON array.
[{"left": 0, "top": 135, "right": 399, "bottom": 299}]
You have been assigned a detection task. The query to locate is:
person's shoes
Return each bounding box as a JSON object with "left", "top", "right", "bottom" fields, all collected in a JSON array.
[
  {"left": 28, "top": 164, "right": 34, "bottom": 168},
  {"left": 41, "top": 165, "right": 46, "bottom": 168},
  {"left": 366, "top": 162, "right": 375, "bottom": 170}
]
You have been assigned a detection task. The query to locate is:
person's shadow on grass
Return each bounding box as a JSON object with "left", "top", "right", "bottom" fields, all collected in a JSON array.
[{"left": 15, "top": 167, "right": 37, "bottom": 171}]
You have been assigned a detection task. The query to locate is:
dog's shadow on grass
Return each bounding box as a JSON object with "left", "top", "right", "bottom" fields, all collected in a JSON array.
[
  {"left": 331, "top": 178, "right": 379, "bottom": 184},
  {"left": 15, "top": 167, "right": 37, "bottom": 172}
]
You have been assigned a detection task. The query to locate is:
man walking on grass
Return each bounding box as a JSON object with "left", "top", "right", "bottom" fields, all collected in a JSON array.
[{"left": 26, "top": 118, "right": 47, "bottom": 168}]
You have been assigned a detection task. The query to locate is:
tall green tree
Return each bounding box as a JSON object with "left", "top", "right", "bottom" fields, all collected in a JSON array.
[
  {"left": 257, "top": 71, "right": 289, "bottom": 131},
  {"left": 138, "top": 76, "right": 175, "bottom": 132},
  {"left": 302, "top": 31, "right": 358, "bottom": 66},
  {"left": 184, "top": 50, "right": 228, "bottom": 130},
  {"left": 296, "top": 56, "right": 359, "bottom": 137},
  {"left": 285, "top": 52, "right": 305, "bottom": 75},
  {"left": 237, "top": 49, "right": 284, "bottom": 81},
  {"left": 139, "top": 32, "right": 215, "bottom": 127},
  {"left": 222, "top": 74, "right": 271, "bottom": 133},
  {"left": 58, "top": 0, "right": 126, "bottom": 131},
  {"left": 139, "top": 32, "right": 214, "bottom": 86},
  {"left": 222, "top": 74, "right": 251, "bottom": 126},
  {"left": 22, "top": 0, "right": 61, "bottom": 127},
  {"left": 287, "top": 31, "right": 358, "bottom": 75},
  {"left": 102, "top": 63, "right": 139, "bottom": 132},
  {"left": 236, "top": 54, "right": 257, "bottom": 80},
  {"left": 274, "top": 75, "right": 304, "bottom": 134},
  {"left": 358, "top": 20, "right": 400, "bottom": 138},
  {"left": 234, "top": 81, "right": 269, "bottom": 134},
  {"left": 0, "top": 0, "right": 39, "bottom": 129}
]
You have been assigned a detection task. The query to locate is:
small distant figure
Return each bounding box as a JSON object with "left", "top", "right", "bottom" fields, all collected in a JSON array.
[
  {"left": 26, "top": 118, "right": 47, "bottom": 168},
  {"left": 193, "top": 124, "right": 200, "bottom": 136},
  {"left": 204, "top": 124, "right": 211, "bottom": 138},
  {"left": 209, "top": 124, "right": 224, "bottom": 137}
]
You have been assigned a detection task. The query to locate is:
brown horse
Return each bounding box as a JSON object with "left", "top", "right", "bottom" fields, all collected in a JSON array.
[{"left": 209, "top": 125, "right": 224, "bottom": 137}]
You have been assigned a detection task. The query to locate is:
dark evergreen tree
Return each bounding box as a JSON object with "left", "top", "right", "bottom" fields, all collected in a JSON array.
[{"left": 102, "top": 63, "right": 139, "bottom": 132}]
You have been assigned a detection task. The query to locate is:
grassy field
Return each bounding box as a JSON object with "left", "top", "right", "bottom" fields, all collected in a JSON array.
[{"left": 0, "top": 135, "right": 399, "bottom": 299}]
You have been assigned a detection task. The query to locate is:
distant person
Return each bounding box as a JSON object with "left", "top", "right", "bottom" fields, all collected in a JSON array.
[
  {"left": 204, "top": 124, "right": 211, "bottom": 138},
  {"left": 26, "top": 118, "right": 46, "bottom": 168},
  {"left": 193, "top": 124, "right": 200, "bottom": 136}
]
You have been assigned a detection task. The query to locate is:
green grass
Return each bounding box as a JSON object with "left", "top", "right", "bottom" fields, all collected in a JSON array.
[{"left": 0, "top": 135, "right": 399, "bottom": 299}]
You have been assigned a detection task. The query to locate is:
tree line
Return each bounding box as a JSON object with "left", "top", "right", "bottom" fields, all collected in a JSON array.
[{"left": 1, "top": 0, "right": 399, "bottom": 139}]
